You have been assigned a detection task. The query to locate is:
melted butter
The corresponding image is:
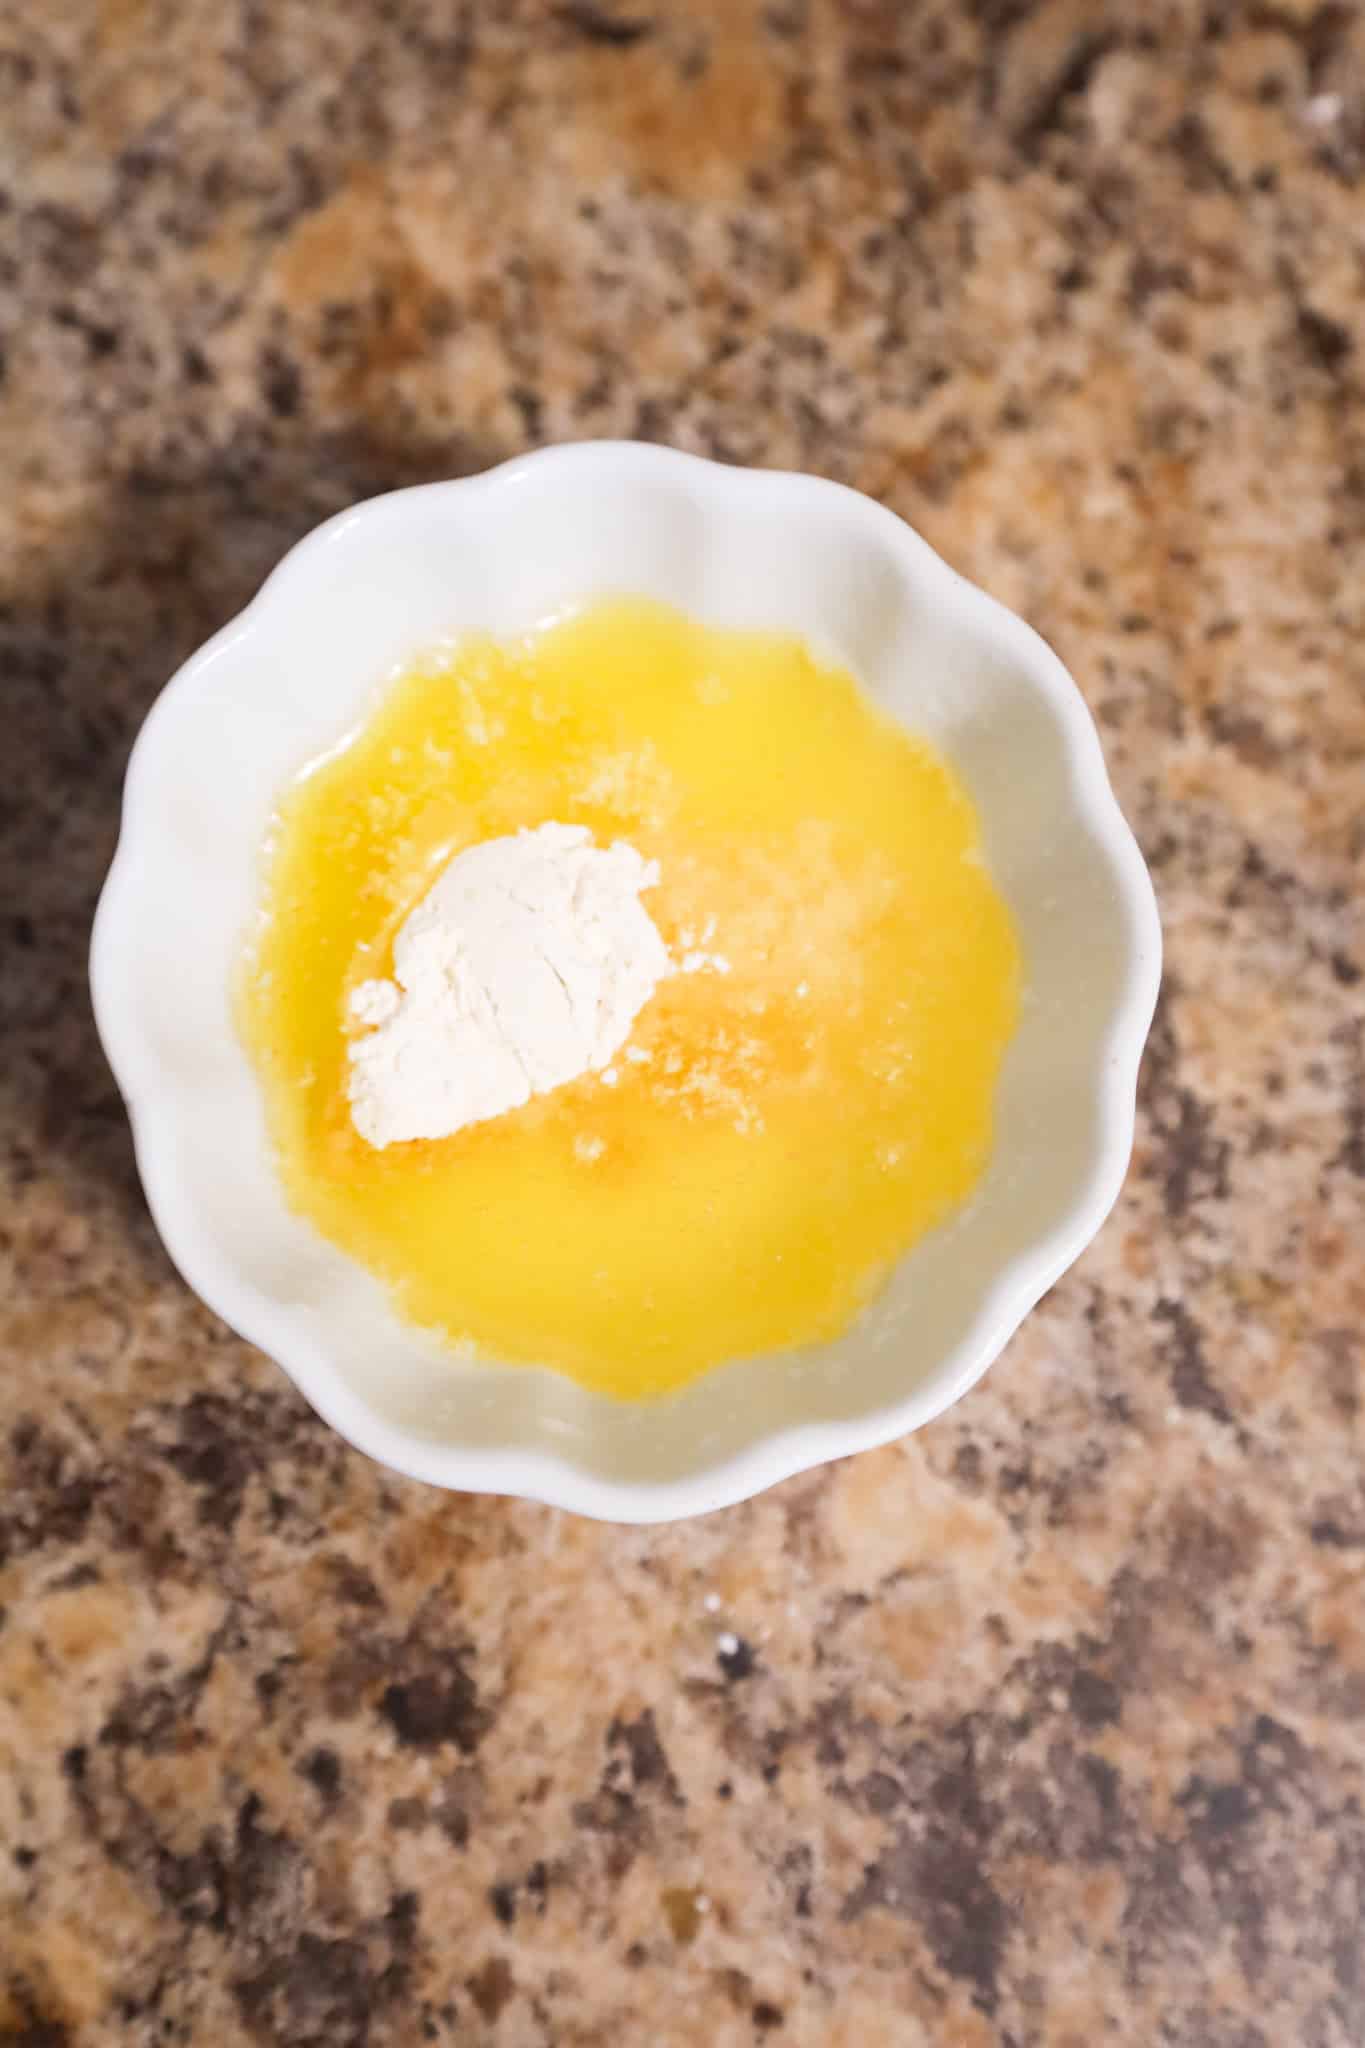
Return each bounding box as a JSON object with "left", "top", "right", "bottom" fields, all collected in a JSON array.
[{"left": 238, "top": 597, "right": 1020, "bottom": 1399}]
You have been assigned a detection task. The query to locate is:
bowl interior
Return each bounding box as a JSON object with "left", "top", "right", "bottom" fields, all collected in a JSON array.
[{"left": 96, "top": 445, "right": 1157, "bottom": 1518}]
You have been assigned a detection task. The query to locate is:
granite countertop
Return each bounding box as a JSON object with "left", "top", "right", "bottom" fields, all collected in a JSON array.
[{"left": 3, "top": 2, "right": 1364, "bottom": 2042}]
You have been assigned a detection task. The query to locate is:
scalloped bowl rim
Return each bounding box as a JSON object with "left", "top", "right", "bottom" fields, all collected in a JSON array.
[{"left": 91, "top": 442, "right": 1161, "bottom": 1522}]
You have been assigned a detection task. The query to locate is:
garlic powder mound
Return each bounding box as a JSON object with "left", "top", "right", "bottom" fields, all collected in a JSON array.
[{"left": 347, "top": 822, "right": 670, "bottom": 1147}]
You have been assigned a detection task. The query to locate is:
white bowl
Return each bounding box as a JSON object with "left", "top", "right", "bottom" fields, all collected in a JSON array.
[{"left": 91, "top": 442, "right": 1160, "bottom": 1523}]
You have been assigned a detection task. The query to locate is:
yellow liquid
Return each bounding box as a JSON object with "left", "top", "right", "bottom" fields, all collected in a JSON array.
[{"left": 239, "top": 598, "right": 1019, "bottom": 1399}]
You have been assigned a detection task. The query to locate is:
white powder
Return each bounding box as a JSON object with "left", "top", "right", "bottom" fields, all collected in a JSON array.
[
  {"left": 677, "top": 916, "right": 730, "bottom": 977},
  {"left": 347, "top": 822, "right": 670, "bottom": 1147}
]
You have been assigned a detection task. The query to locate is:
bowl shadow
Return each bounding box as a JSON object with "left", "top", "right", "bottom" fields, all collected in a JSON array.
[{"left": 1, "top": 422, "right": 505, "bottom": 1283}]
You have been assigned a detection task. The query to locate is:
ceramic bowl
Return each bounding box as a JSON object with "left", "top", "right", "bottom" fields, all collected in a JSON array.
[{"left": 91, "top": 441, "right": 1161, "bottom": 1522}]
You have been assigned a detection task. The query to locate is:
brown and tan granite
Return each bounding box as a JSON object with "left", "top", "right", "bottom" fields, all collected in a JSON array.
[{"left": 3, "top": 1, "right": 1364, "bottom": 2042}]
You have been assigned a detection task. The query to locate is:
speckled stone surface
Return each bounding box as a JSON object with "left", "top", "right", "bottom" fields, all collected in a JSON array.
[{"left": 3, "top": 2, "right": 1364, "bottom": 2042}]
